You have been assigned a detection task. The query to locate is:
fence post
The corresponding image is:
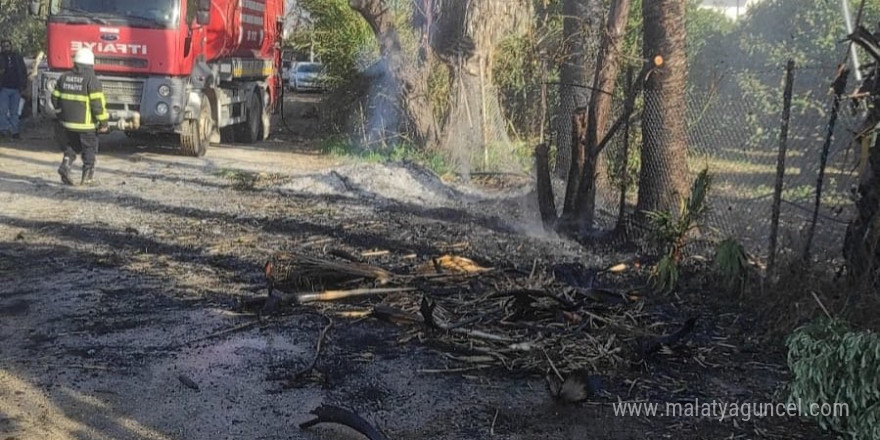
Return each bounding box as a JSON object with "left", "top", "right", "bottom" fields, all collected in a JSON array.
[
  {"left": 768, "top": 60, "right": 796, "bottom": 273},
  {"left": 479, "top": 57, "right": 489, "bottom": 171},
  {"left": 803, "top": 65, "right": 850, "bottom": 262},
  {"left": 616, "top": 67, "right": 634, "bottom": 232}
]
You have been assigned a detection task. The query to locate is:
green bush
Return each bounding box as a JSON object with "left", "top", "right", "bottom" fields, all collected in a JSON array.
[
  {"left": 713, "top": 237, "right": 748, "bottom": 293},
  {"left": 320, "top": 137, "right": 453, "bottom": 176},
  {"left": 652, "top": 254, "right": 679, "bottom": 294},
  {"left": 787, "top": 318, "right": 880, "bottom": 439},
  {"left": 289, "top": 0, "right": 378, "bottom": 87},
  {"left": 494, "top": 31, "right": 545, "bottom": 142}
]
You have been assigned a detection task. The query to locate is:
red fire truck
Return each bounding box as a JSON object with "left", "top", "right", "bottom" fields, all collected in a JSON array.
[{"left": 29, "top": 0, "right": 285, "bottom": 156}]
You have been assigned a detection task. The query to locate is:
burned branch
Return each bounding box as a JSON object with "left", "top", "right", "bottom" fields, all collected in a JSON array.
[
  {"left": 281, "top": 316, "right": 333, "bottom": 389},
  {"left": 300, "top": 404, "right": 389, "bottom": 440},
  {"left": 637, "top": 316, "right": 698, "bottom": 360},
  {"left": 535, "top": 143, "right": 558, "bottom": 231}
]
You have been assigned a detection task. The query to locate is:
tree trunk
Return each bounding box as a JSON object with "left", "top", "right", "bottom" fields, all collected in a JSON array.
[
  {"left": 561, "top": 108, "right": 589, "bottom": 226},
  {"left": 535, "top": 143, "right": 557, "bottom": 231},
  {"left": 636, "top": 0, "right": 690, "bottom": 214},
  {"left": 350, "top": 0, "right": 438, "bottom": 148},
  {"left": 574, "top": 0, "right": 631, "bottom": 231},
  {"left": 555, "top": 0, "right": 600, "bottom": 178},
  {"left": 844, "top": 134, "right": 880, "bottom": 286}
]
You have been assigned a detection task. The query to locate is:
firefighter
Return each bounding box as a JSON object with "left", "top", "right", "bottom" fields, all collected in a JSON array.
[{"left": 51, "top": 48, "right": 109, "bottom": 186}]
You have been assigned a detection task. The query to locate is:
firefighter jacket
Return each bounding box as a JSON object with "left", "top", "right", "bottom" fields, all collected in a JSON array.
[{"left": 50, "top": 65, "right": 109, "bottom": 132}]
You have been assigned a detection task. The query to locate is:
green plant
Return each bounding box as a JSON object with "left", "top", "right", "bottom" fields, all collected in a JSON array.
[
  {"left": 494, "top": 31, "right": 544, "bottom": 141},
  {"left": 467, "top": 140, "right": 534, "bottom": 174},
  {"left": 215, "top": 168, "right": 282, "bottom": 191},
  {"left": 652, "top": 254, "right": 679, "bottom": 294},
  {"left": 320, "top": 136, "right": 357, "bottom": 156},
  {"left": 646, "top": 168, "right": 712, "bottom": 258},
  {"left": 646, "top": 168, "right": 712, "bottom": 292},
  {"left": 320, "top": 136, "right": 454, "bottom": 176},
  {"left": 714, "top": 237, "right": 749, "bottom": 293},
  {"left": 423, "top": 150, "right": 453, "bottom": 177},
  {"left": 787, "top": 318, "right": 880, "bottom": 439}
]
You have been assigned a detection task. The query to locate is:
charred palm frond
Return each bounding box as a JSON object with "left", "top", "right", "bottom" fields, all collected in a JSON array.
[{"left": 265, "top": 252, "right": 394, "bottom": 292}]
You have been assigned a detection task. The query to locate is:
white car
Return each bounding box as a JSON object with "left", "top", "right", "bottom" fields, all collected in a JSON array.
[{"left": 288, "top": 62, "right": 326, "bottom": 93}]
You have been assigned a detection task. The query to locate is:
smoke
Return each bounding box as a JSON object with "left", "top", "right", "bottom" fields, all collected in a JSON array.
[{"left": 357, "top": 58, "right": 403, "bottom": 152}]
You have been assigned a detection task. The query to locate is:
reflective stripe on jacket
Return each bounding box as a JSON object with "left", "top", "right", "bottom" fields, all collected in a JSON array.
[{"left": 50, "top": 66, "right": 109, "bottom": 132}]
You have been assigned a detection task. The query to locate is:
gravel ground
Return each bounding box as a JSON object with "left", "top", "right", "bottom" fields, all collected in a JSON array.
[{"left": 0, "top": 94, "right": 834, "bottom": 440}]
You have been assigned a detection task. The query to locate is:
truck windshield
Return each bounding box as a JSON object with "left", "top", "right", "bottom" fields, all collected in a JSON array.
[{"left": 50, "top": 0, "right": 180, "bottom": 29}]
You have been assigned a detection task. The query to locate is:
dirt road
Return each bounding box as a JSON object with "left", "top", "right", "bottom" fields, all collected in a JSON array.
[{"left": 0, "top": 95, "right": 831, "bottom": 439}]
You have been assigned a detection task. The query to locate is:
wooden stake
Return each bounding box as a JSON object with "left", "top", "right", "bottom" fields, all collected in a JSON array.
[
  {"left": 768, "top": 59, "right": 795, "bottom": 272},
  {"left": 540, "top": 54, "right": 548, "bottom": 144},
  {"left": 804, "top": 65, "right": 849, "bottom": 261},
  {"left": 615, "top": 68, "right": 635, "bottom": 232},
  {"left": 480, "top": 56, "right": 490, "bottom": 170}
]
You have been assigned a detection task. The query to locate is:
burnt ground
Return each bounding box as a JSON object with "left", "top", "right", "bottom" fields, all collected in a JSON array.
[{"left": 0, "top": 93, "right": 835, "bottom": 440}]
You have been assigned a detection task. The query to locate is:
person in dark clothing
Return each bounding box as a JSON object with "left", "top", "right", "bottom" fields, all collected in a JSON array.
[
  {"left": 51, "top": 48, "right": 109, "bottom": 186},
  {"left": 0, "top": 39, "right": 27, "bottom": 139}
]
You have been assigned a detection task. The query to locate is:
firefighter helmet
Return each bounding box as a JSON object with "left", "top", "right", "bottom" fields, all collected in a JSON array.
[{"left": 73, "top": 48, "right": 95, "bottom": 66}]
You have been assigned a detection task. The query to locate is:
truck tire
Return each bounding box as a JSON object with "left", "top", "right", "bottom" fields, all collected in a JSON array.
[
  {"left": 236, "top": 91, "right": 262, "bottom": 144},
  {"left": 180, "top": 97, "right": 213, "bottom": 157}
]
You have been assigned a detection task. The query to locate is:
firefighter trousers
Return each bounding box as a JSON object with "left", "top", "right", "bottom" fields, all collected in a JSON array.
[{"left": 57, "top": 127, "right": 99, "bottom": 168}]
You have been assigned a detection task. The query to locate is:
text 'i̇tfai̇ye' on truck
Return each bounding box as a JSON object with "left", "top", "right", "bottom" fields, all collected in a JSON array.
[{"left": 28, "top": 0, "right": 285, "bottom": 156}]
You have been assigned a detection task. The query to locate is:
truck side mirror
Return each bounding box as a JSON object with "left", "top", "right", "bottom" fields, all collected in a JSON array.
[{"left": 196, "top": 0, "right": 210, "bottom": 25}]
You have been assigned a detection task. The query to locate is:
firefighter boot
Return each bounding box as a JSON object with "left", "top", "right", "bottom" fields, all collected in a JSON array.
[
  {"left": 81, "top": 166, "right": 95, "bottom": 186},
  {"left": 57, "top": 157, "right": 75, "bottom": 186}
]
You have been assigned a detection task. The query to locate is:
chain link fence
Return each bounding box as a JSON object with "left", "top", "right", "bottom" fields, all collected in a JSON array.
[{"left": 547, "top": 63, "right": 863, "bottom": 263}]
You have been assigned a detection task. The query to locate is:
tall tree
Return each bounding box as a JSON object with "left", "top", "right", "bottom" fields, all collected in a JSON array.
[
  {"left": 555, "top": 0, "right": 600, "bottom": 177},
  {"left": 0, "top": 0, "right": 45, "bottom": 54},
  {"left": 573, "top": 0, "right": 631, "bottom": 231},
  {"left": 636, "top": 0, "right": 689, "bottom": 214},
  {"left": 540, "top": 0, "right": 634, "bottom": 237}
]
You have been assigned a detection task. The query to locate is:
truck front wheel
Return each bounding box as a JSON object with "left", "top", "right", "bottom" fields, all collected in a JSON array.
[{"left": 180, "top": 97, "right": 213, "bottom": 157}]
